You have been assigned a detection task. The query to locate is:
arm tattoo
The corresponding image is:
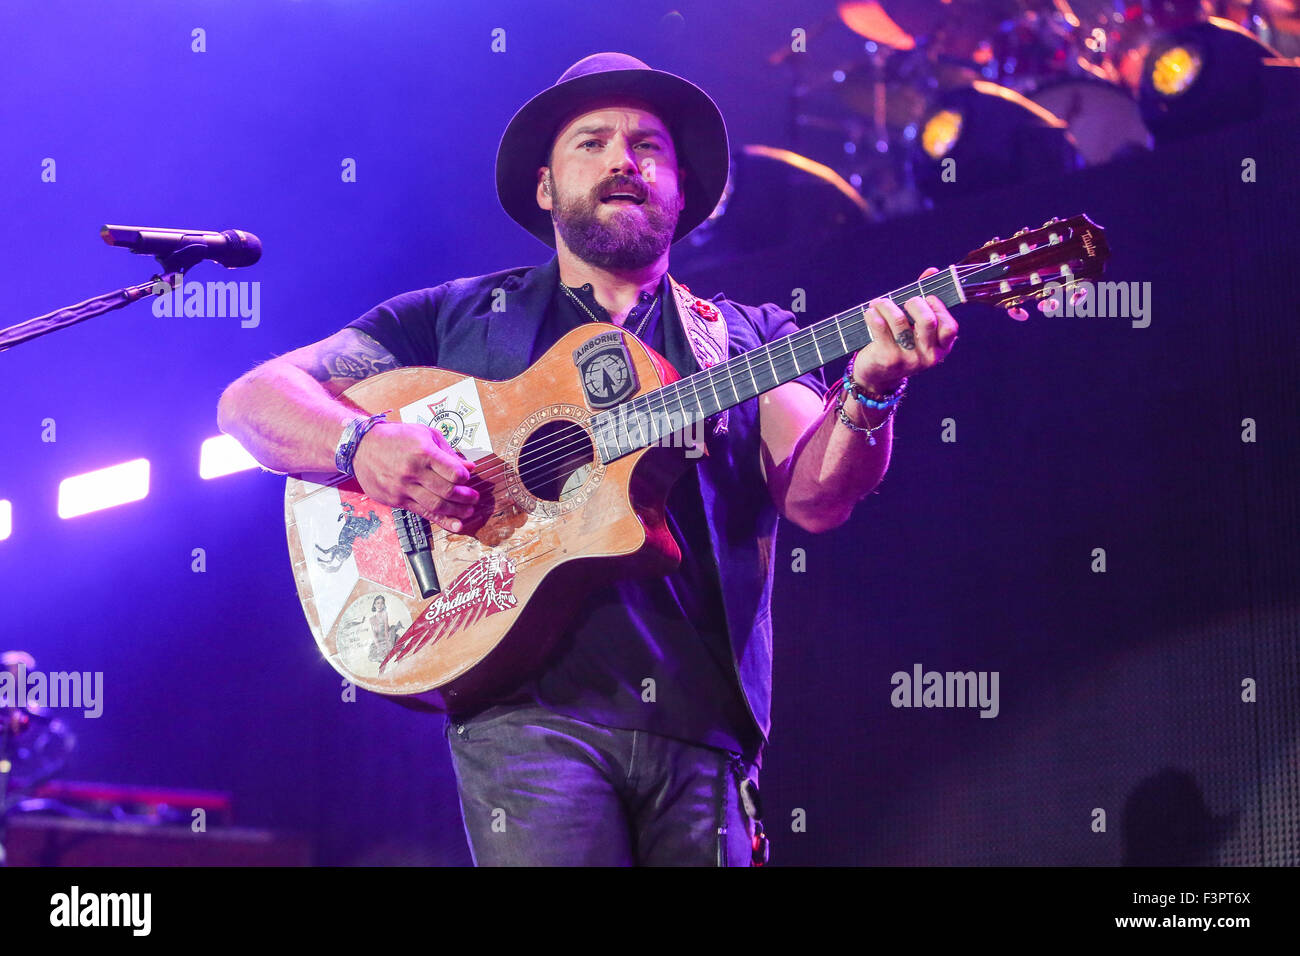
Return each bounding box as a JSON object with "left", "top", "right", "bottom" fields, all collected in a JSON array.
[{"left": 302, "top": 329, "right": 400, "bottom": 385}]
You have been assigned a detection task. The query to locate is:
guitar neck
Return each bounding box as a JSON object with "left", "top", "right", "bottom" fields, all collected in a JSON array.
[{"left": 593, "top": 266, "right": 967, "bottom": 463}]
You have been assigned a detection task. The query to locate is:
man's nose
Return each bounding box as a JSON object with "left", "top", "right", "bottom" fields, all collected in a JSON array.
[{"left": 608, "top": 136, "right": 640, "bottom": 175}]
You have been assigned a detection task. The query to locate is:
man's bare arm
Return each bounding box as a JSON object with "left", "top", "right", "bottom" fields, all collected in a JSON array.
[
  {"left": 216, "top": 328, "right": 400, "bottom": 474},
  {"left": 216, "top": 328, "right": 480, "bottom": 533},
  {"left": 760, "top": 271, "right": 959, "bottom": 533}
]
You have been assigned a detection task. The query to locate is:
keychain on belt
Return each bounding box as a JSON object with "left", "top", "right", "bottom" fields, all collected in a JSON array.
[{"left": 730, "top": 755, "right": 770, "bottom": 866}]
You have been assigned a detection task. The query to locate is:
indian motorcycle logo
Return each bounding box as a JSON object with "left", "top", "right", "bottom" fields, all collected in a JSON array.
[{"left": 379, "top": 551, "right": 519, "bottom": 670}]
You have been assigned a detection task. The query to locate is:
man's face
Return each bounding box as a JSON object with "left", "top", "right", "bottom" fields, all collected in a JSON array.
[{"left": 539, "top": 99, "right": 685, "bottom": 270}]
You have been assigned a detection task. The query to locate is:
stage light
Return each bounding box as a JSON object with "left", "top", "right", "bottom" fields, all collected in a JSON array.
[
  {"left": 200, "top": 434, "right": 259, "bottom": 479},
  {"left": 1140, "top": 19, "right": 1300, "bottom": 142},
  {"left": 57, "top": 459, "right": 150, "bottom": 519},
  {"left": 921, "top": 109, "right": 962, "bottom": 160},
  {"left": 0, "top": 500, "right": 10, "bottom": 541},
  {"left": 1151, "top": 45, "right": 1202, "bottom": 96},
  {"left": 915, "top": 81, "right": 1082, "bottom": 201}
]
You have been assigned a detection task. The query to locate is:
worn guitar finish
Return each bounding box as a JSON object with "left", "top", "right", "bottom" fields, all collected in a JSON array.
[
  {"left": 286, "top": 330, "right": 692, "bottom": 713},
  {"left": 285, "top": 215, "right": 1110, "bottom": 712}
]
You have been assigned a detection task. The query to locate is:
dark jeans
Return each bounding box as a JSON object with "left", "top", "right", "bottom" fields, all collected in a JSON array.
[{"left": 444, "top": 702, "right": 759, "bottom": 866}]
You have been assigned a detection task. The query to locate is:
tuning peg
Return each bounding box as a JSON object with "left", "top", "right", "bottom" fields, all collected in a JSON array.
[
  {"left": 1041, "top": 217, "right": 1060, "bottom": 227},
  {"left": 1013, "top": 226, "right": 1029, "bottom": 237},
  {"left": 982, "top": 236, "right": 1002, "bottom": 248}
]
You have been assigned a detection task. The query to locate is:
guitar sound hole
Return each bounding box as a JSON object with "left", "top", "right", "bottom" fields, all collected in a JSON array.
[{"left": 517, "top": 419, "right": 595, "bottom": 503}]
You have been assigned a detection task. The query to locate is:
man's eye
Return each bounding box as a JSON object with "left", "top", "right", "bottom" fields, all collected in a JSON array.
[{"left": 579, "top": 140, "right": 658, "bottom": 150}]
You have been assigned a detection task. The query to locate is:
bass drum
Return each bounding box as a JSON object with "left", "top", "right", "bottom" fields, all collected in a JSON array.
[{"left": 1028, "top": 78, "right": 1152, "bottom": 166}]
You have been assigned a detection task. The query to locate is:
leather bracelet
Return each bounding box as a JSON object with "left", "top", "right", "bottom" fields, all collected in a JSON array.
[
  {"left": 833, "top": 387, "right": 894, "bottom": 446},
  {"left": 335, "top": 411, "right": 390, "bottom": 477}
]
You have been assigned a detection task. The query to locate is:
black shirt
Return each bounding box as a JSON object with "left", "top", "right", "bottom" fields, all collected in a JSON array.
[{"left": 512, "top": 275, "right": 761, "bottom": 760}]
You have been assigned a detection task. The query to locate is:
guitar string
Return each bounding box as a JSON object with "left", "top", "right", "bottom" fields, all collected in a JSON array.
[
  {"left": 453, "top": 264, "right": 980, "bottom": 487},
  {"left": 441, "top": 259, "right": 1008, "bottom": 492},
  {"left": 401, "top": 266, "right": 965, "bottom": 539},
  {"left": 410, "top": 257, "right": 1045, "bottom": 529},
  {"left": 502, "top": 249, "right": 1085, "bottom": 487},
  {"left": 400, "top": 250, "right": 1079, "bottom": 542},
  {"left": 427, "top": 255, "right": 1062, "bottom": 505}
]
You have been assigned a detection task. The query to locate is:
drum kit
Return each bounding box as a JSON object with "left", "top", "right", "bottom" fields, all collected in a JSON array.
[{"left": 756, "top": 0, "right": 1299, "bottom": 220}]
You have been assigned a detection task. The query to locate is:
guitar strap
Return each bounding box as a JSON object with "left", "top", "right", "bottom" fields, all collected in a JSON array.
[{"left": 667, "top": 275, "right": 729, "bottom": 436}]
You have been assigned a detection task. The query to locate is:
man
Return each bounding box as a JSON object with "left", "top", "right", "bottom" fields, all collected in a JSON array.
[{"left": 217, "top": 53, "right": 958, "bottom": 866}]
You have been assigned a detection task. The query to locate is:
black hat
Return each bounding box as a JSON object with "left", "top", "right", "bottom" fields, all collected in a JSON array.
[{"left": 495, "top": 52, "right": 730, "bottom": 248}]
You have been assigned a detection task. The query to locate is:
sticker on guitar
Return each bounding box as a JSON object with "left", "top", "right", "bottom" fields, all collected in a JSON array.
[
  {"left": 293, "top": 487, "right": 415, "bottom": 635},
  {"left": 397, "top": 377, "right": 493, "bottom": 459},
  {"left": 336, "top": 592, "right": 414, "bottom": 680},
  {"left": 377, "top": 551, "right": 519, "bottom": 671}
]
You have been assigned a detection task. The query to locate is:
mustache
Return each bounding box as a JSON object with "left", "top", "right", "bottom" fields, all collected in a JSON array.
[{"left": 595, "top": 176, "right": 648, "bottom": 201}]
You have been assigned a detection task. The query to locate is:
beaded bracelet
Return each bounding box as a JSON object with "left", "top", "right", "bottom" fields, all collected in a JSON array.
[{"left": 841, "top": 355, "right": 908, "bottom": 410}]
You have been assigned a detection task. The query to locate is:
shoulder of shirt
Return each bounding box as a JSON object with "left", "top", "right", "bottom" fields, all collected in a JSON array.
[
  {"left": 695, "top": 289, "right": 795, "bottom": 332},
  {"left": 379, "top": 262, "right": 544, "bottom": 312}
]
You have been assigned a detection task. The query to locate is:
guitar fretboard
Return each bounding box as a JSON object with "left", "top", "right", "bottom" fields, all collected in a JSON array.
[{"left": 591, "top": 267, "right": 967, "bottom": 463}]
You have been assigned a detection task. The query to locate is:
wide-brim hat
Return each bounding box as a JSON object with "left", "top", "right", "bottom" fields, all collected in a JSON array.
[{"left": 496, "top": 52, "right": 730, "bottom": 248}]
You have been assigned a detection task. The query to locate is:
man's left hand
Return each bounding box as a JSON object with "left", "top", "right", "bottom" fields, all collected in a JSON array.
[{"left": 851, "top": 267, "right": 959, "bottom": 393}]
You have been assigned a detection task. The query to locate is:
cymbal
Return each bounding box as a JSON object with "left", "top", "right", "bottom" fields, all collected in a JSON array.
[{"left": 837, "top": 1, "right": 916, "bottom": 50}]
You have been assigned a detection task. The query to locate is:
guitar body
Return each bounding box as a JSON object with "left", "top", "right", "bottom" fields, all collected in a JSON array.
[{"left": 285, "top": 324, "right": 693, "bottom": 714}]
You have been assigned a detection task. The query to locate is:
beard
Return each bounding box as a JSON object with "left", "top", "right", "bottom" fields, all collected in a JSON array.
[{"left": 548, "top": 172, "right": 680, "bottom": 270}]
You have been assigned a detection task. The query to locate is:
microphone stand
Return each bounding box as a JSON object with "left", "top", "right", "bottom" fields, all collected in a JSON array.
[{"left": 0, "top": 238, "right": 218, "bottom": 353}]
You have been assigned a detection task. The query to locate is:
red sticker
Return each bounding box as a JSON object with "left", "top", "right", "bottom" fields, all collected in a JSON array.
[{"left": 338, "top": 490, "right": 415, "bottom": 596}]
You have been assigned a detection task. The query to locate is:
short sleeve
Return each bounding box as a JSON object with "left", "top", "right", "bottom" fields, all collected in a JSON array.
[
  {"left": 748, "top": 301, "right": 829, "bottom": 401},
  {"left": 345, "top": 285, "right": 448, "bottom": 368}
]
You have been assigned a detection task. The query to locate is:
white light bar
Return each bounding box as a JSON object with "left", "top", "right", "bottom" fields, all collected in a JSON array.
[
  {"left": 57, "top": 458, "right": 150, "bottom": 518},
  {"left": 0, "top": 500, "right": 10, "bottom": 541},
  {"left": 200, "top": 434, "right": 259, "bottom": 479}
]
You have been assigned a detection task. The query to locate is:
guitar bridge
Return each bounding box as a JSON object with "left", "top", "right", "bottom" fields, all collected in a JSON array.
[{"left": 392, "top": 508, "right": 441, "bottom": 599}]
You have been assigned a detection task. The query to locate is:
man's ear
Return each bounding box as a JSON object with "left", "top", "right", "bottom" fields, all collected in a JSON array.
[{"left": 537, "top": 168, "right": 552, "bottom": 210}]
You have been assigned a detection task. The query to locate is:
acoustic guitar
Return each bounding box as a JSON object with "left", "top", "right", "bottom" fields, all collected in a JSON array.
[{"left": 285, "top": 215, "right": 1109, "bottom": 712}]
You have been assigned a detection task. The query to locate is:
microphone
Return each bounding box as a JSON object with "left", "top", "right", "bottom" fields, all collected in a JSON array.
[{"left": 100, "top": 225, "right": 262, "bottom": 268}]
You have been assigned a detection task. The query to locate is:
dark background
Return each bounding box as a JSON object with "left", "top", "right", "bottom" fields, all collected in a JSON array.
[{"left": 0, "top": 0, "right": 1295, "bottom": 865}]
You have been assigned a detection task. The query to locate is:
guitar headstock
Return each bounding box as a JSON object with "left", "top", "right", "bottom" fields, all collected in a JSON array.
[{"left": 955, "top": 214, "right": 1110, "bottom": 309}]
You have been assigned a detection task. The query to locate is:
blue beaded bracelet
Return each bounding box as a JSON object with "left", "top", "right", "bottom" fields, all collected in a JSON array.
[{"left": 841, "top": 363, "right": 907, "bottom": 410}]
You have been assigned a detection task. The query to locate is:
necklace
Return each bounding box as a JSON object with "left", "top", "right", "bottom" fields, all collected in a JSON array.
[{"left": 562, "top": 281, "right": 658, "bottom": 340}]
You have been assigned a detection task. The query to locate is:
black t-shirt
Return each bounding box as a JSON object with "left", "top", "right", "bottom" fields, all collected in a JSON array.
[{"left": 515, "top": 276, "right": 759, "bottom": 760}]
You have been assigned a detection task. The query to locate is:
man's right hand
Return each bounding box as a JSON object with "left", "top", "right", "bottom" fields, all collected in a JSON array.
[{"left": 352, "top": 422, "right": 481, "bottom": 534}]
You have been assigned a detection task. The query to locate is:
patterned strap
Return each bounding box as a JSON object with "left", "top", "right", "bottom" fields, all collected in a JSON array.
[{"left": 667, "top": 275, "right": 730, "bottom": 436}]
